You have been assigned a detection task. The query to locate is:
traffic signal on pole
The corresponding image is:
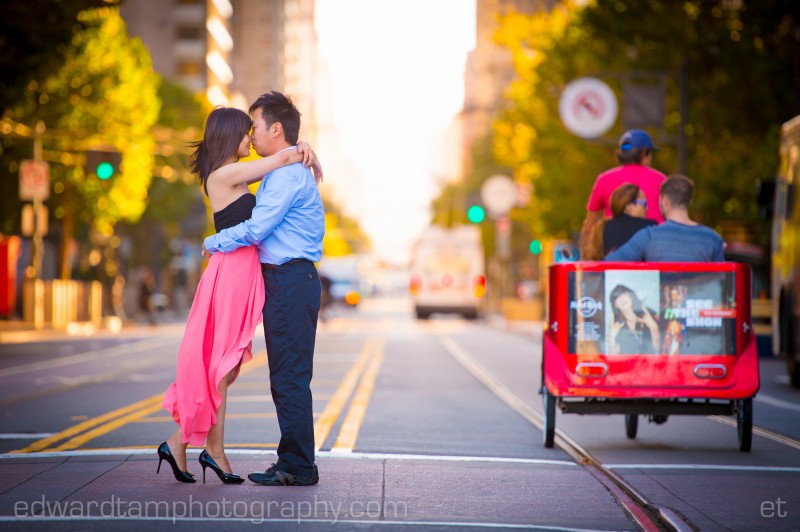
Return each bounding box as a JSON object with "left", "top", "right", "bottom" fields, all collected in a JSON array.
[
  {"left": 467, "top": 205, "right": 485, "bottom": 224},
  {"left": 86, "top": 150, "right": 121, "bottom": 180},
  {"left": 529, "top": 239, "right": 543, "bottom": 255}
]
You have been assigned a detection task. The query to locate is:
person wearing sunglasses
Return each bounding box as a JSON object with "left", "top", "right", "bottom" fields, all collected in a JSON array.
[
  {"left": 583, "top": 182, "right": 656, "bottom": 260},
  {"left": 606, "top": 174, "right": 725, "bottom": 262}
]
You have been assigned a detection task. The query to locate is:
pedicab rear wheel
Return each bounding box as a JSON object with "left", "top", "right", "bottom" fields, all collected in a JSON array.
[
  {"left": 737, "top": 398, "right": 753, "bottom": 452},
  {"left": 542, "top": 389, "right": 556, "bottom": 448},
  {"left": 624, "top": 414, "right": 638, "bottom": 439}
]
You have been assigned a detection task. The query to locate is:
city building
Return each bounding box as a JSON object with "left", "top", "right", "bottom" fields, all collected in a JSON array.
[
  {"left": 461, "top": 0, "right": 552, "bottom": 173},
  {"left": 120, "top": 0, "right": 318, "bottom": 143}
]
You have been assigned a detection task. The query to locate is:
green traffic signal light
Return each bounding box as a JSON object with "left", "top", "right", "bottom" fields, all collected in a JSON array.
[
  {"left": 96, "top": 162, "right": 114, "bottom": 180},
  {"left": 86, "top": 149, "right": 121, "bottom": 180},
  {"left": 529, "top": 239, "right": 542, "bottom": 254},
  {"left": 467, "top": 205, "right": 485, "bottom": 224}
]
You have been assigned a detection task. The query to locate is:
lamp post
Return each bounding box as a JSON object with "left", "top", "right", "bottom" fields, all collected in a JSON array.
[{"left": 480, "top": 174, "right": 517, "bottom": 313}]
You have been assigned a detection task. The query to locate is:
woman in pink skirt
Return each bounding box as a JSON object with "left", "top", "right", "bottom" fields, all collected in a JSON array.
[{"left": 157, "top": 107, "right": 321, "bottom": 484}]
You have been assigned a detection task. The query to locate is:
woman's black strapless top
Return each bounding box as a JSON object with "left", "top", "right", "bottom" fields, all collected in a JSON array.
[{"left": 213, "top": 194, "right": 256, "bottom": 232}]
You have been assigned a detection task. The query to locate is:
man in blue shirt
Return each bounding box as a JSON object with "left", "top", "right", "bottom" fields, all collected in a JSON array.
[
  {"left": 203, "top": 91, "right": 325, "bottom": 486},
  {"left": 606, "top": 174, "right": 725, "bottom": 262}
]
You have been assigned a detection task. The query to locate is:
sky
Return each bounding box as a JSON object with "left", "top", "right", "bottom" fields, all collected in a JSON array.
[{"left": 314, "top": 0, "right": 476, "bottom": 265}]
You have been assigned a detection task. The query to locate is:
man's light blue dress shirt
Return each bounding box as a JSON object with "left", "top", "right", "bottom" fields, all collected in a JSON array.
[{"left": 203, "top": 149, "right": 325, "bottom": 265}]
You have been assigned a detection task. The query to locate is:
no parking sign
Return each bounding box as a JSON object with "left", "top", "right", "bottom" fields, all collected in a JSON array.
[{"left": 559, "top": 77, "right": 618, "bottom": 139}]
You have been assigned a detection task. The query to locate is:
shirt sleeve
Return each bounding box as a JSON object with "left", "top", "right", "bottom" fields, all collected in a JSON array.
[
  {"left": 204, "top": 171, "right": 301, "bottom": 254},
  {"left": 605, "top": 228, "right": 649, "bottom": 261}
]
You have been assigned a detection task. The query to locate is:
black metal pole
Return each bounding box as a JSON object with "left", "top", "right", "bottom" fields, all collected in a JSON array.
[{"left": 679, "top": 56, "right": 688, "bottom": 175}]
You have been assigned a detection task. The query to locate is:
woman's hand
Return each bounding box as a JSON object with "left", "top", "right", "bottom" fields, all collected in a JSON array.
[
  {"left": 296, "top": 141, "right": 324, "bottom": 183},
  {"left": 639, "top": 307, "right": 661, "bottom": 350},
  {"left": 608, "top": 320, "right": 624, "bottom": 354}
]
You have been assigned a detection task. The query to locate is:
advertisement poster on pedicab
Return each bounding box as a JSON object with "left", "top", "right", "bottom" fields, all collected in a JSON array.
[
  {"left": 658, "top": 271, "right": 737, "bottom": 355},
  {"left": 604, "top": 270, "right": 661, "bottom": 355},
  {"left": 568, "top": 269, "right": 737, "bottom": 356},
  {"left": 567, "top": 271, "right": 605, "bottom": 354}
]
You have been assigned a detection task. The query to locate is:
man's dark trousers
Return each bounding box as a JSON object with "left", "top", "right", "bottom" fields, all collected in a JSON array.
[{"left": 262, "top": 259, "right": 320, "bottom": 478}]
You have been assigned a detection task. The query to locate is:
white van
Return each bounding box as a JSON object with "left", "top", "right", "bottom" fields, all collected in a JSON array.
[{"left": 409, "top": 225, "right": 486, "bottom": 319}]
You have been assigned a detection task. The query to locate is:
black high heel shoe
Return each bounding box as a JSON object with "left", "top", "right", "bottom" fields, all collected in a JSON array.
[
  {"left": 156, "top": 442, "right": 196, "bottom": 483},
  {"left": 198, "top": 449, "right": 245, "bottom": 484}
]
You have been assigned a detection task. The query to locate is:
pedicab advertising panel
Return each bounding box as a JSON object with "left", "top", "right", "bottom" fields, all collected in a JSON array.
[{"left": 541, "top": 261, "right": 759, "bottom": 451}]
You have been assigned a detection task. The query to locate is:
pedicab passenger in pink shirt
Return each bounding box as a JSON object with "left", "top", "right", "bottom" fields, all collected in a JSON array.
[{"left": 579, "top": 129, "right": 667, "bottom": 258}]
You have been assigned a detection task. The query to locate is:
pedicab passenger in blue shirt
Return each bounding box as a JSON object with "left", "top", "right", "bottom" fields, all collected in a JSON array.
[{"left": 605, "top": 174, "right": 725, "bottom": 263}]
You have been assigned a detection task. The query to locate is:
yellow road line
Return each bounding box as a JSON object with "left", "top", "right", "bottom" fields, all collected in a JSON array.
[
  {"left": 16, "top": 350, "right": 268, "bottom": 454},
  {"left": 49, "top": 400, "right": 167, "bottom": 451},
  {"left": 313, "top": 338, "right": 376, "bottom": 450},
  {"left": 11, "top": 394, "right": 164, "bottom": 453},
  {"left": 331, "top": 338, "right": 386, "bottom": 453}
]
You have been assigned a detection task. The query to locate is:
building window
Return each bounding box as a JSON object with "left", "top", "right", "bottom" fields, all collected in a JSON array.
[
  {"left": 176, "top": 60, "right": 203, "bottom": 76},
  {"left": 176, "top": 26, "right": 203, "bottom": 40}
]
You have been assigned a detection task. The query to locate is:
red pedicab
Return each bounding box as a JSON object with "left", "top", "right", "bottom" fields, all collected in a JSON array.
[{"left": 541, "top": 261, "right": 759, "bottom": 452}]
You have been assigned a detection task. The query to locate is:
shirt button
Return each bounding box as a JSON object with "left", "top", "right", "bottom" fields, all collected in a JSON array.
[{"left": 308, "top": 273, "right": 313, "bottom": 279}]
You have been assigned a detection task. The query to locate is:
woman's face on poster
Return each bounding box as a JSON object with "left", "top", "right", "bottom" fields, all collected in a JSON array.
[{"left": 614, "top": 292, "right": 634, "bottom": 318}]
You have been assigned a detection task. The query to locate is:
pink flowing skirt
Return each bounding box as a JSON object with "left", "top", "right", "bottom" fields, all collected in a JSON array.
[{"left": 162, "top": 245, "right": 264, "bottom": 446}]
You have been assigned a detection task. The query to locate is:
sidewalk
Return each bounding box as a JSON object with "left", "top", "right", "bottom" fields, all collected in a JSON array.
[
  {"left": 0, "top": 315, "right": 188, "bottom": 345},
  {"left": 0, "top": 449, "right": 636, "bottom": 530}
]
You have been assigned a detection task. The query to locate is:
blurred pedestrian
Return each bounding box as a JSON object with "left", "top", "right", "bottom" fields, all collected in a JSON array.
[
  {"left": 158, "top": 106, "right": 322, "bottom": 485},
  {"left": 137, "top": 267, "right": 156, "bottom": 325},
  {"left": 580, "top": 129, "right": 666, "bottom": 258},
  {"left": 583, "top": 183, "right": 656, "bottom": 260},
  {"left": 319, "top": 273, "right": 333, "bottom": 321},
  {"left": 606, "top": 174, "right": 724, "bottom": 262},
  {"left": 204, "top": 91, "right": 325, "bottom": 487}
]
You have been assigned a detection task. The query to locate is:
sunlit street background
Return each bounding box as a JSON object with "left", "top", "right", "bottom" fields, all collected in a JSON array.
[{"left": 1, "top": 0, "right": 800, "bottom": 530}]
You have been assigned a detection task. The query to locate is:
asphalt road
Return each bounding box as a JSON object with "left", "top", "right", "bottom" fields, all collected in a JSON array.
[{"left": 0, "top": 297, "right": 799, "bottom": 531}]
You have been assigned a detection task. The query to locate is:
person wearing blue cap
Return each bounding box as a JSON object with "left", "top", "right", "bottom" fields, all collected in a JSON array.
[{"left": 580, "top": 129, "right": 666, "bottom": 258}]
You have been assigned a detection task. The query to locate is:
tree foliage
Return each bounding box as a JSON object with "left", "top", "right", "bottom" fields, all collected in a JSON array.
[
  {"left": 0, "top": 0, "right": 116, "bottom": 116},
  {"left": 494, "top": 0, "right": 800, "bottom": 244},
  {"left": 121, "top": 78, "right": 210, "bottom": 270},
  {"left": 2, "top": 7, "right": 159, "bottom": 238}
]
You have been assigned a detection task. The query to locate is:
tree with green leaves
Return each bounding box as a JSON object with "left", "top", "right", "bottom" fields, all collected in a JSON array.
[
  {"left": 1, "top": 6, "right": 160, "bottom": 280},
  {"left": 0, "top": 0, "right": 117, "bottom": 116},
  {"left": 493, "top": 0, "right": 800, "bottom": 249}
]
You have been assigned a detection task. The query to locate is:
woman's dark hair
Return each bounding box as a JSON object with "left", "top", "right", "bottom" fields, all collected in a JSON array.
[
  {"left": 583, "top": 183, "right": 642, "bottom": 260},
  {"left": 189, "top": 107, "right": 251, "bottom": 195},
  {"left": 609, "top": 284, "right": 644, "bottom": 321},
  {"left": 609, "top": 183, "right": 641, "bottom": 218}
]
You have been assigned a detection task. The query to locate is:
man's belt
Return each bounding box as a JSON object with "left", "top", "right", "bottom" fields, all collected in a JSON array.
[{"left": 261, "top": 258, "right": 310, "bottom": 271}]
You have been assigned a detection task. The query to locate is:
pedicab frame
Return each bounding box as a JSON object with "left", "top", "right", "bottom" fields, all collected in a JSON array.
[{"left": 541, "top": 261, "right": 759, "bottom": 452}]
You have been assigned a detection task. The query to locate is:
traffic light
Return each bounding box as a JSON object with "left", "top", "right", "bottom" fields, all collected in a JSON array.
[
  {"left": 467, "top": 205, "right": 485, "bottom": 224},
  {"left": 85, "top": 150, "right": 121, "bottom": 180},
  {"left": 529, "top": 239, "right": 543, "bottom": 255}
]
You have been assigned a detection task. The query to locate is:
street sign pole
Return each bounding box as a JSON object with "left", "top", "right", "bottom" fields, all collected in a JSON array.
[
  {"left": 480, "top": 175, "right": 517, "bottom": 310},
  {"left": 20, "top": 121, "right": 49, "bottom": 280}
]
